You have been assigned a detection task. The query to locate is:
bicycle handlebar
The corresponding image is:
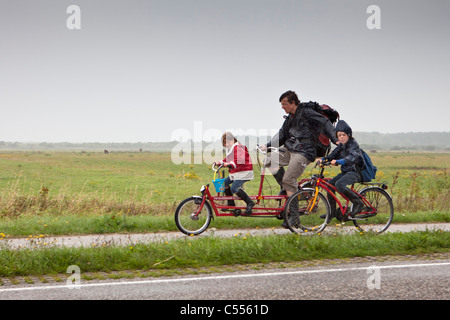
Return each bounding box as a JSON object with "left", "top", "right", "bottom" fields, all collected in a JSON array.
[
  {"left": 212, "top": 162, "right": 232, "bottom": 172},
  {"left": 212, "top": 162, "right": 223, "bottom": 172},
  {"left": 255, "top": 145, "right": 280, "bottom": 154},
  {"left": 315, "top": 160, "right": 334, "bottom": 168}
]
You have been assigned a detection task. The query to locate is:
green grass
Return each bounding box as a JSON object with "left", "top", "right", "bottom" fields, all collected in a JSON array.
[
  {"left": 0, "top": 210, "right": 448, "bottom": 238},
  {"left": 0, "top": 151, "right": 208, "bottom": 206},
  {"left": 0, "top": 151, "right": 448, "bottom": 237},
  {"left": 0, "top": 151, "right": 448, "bottom": 281},
  {"left": 0, "top": 151, "right": 448, "bottom": 212},
  {"left": 0, "top": 230, "right": 448, "bottom": 277}
]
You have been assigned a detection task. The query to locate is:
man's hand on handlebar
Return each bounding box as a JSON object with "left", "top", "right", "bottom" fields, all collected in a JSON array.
[
  {"left": 256, "top": 145, "right": 282, "bottom": 154},
  {"left": 257, "top": 145, "right": 267, "bottom": 152}
]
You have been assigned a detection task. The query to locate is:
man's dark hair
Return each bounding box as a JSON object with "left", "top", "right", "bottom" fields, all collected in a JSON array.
[{"left": 279, "top": 90, "right": 300, "bottom": 106}]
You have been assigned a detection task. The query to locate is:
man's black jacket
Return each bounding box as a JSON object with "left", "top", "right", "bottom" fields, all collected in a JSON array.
[{"left": 267, "top": 102, "right": 338, "bottom": 162}]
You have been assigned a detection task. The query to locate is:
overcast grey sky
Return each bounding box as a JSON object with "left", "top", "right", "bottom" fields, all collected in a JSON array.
[{"left": 1, "top": 0, "right": 449, "bottom": 142}]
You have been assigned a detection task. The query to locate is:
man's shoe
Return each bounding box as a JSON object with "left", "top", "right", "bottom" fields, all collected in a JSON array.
[{"left": 283, "top": 197, "right": 300, "bottom": 228}]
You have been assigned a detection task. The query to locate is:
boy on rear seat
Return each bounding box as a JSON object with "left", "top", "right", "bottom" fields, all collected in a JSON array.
[{"left": 318, "top": 120, "right": 365, "bottom": 221}]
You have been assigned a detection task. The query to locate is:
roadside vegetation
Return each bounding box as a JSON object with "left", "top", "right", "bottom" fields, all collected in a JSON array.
[
  {"left": 0, "top": 151, "right": 448, "bottom": 237},
  {"left": 0, "top": 151, "right": 448, "bottom": 281},
  {"left": 1, "top": 230, "right": 448, "bottom": 279}
]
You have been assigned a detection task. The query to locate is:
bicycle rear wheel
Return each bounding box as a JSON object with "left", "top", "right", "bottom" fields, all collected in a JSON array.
[
  {"left": 353, "top": 187, "right": 394, "bottom": 233},
  {"left": 174, "top": 197, "right": 212, "bottom": 235},
  {"left": 284, "top": 188, "right": 330, "bottom": 234}
]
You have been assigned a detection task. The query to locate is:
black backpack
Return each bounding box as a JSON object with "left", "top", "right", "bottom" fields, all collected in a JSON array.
[{"left": 307, "top": 102, "right": 340, "bottom": 157}]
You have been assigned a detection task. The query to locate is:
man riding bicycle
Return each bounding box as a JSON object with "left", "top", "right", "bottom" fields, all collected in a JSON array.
[{"left": 260, "top": 90, "right": 339, "bottom": 227}]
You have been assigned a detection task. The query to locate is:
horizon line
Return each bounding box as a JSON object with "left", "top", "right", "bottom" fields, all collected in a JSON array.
[{"left": 1, "top": 130, "right": 449, "bottom": 144}]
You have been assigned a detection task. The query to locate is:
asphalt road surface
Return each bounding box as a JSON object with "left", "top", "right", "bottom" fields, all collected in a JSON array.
[
  {"left": 1, "top": 257, "right": 448, "bottom": 301},
  {"left": 1, "top": 223, "right": 448, "bottom": 307}
]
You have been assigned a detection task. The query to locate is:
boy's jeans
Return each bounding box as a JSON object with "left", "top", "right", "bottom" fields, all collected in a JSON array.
[
  {"left": 327, "top": 171, "right": 361, "bottom": 214},
  {"left": 329, "top": 171, "right": 361, "bottom": 194}
]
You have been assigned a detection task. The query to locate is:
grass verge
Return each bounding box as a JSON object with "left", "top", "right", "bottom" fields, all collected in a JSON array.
[
  {"left": 0, "top": 210, "right": 449, "bottom": 237},
  {"left": 1, "top": 230, "right": 448, "bottom": 278}
]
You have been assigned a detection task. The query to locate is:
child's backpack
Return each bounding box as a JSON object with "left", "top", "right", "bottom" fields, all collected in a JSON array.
[
  {"left": 314, "top": 103, "right": 340, "bottom": 157},
  {"left": 359, "top": 149, "right": 377, "bottom": 182}
]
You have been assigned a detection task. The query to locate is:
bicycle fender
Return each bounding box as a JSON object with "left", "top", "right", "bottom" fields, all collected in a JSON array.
[
  {"left": 192, "top": 196, "right": 215, "bottom": 221},
  {"left": 358, "top": 186, "right": 393, "bottom": 200}
]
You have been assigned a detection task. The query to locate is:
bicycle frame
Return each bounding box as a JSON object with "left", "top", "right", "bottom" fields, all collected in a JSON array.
[
  {"left": 305, "top": 165, "right": 377, "bottom": 219},
  {"left": 176, "top": 153, "right": 393, "bottom": 235},
  {"left": 197, "top": 163, "right": 287, "bottom": 218},
  {"left": 190, "top": 149, "right": 382, "bottom": 221}
]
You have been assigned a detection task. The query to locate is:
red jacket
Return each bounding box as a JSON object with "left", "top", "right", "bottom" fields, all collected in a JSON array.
[{"left": 221, "top": 143, "right": 253, "bottom": 180}]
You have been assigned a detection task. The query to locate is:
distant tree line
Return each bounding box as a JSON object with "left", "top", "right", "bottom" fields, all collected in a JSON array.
[{"left": 0, "top": 132, "right": 448, "bottom": 152}]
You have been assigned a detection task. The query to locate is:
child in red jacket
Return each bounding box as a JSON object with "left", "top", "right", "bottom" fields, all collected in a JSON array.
[{"left": 216, "top": 132, "right": 255, "bottom": 215}]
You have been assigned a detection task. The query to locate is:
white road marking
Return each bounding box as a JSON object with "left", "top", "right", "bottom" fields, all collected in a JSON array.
[{"left": 1, "top": 261, "right": 449, "bottom": 293}]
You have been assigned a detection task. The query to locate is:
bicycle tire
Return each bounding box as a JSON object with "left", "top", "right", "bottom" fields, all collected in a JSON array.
[
  {"left": 174, "top": 196, "right": 212, "bottom": 235},
  {"left": 353, "top": 187, "right": 394, "bottom": 234},
  {"left": 284, "top": 188, "right": 330, "bottom": 234}
]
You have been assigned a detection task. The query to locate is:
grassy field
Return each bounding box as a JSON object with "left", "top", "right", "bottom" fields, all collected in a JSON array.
[
  {"left": 0, "top": 151, "right": 448, "bottom": 280},
  {"left": 0, "top": 151, "right": 448, "bottom": 237}
]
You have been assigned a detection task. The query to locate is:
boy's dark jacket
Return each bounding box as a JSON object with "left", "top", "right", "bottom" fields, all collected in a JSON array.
[
  {"left": 267, "top": 102, "right": 338, "bottom": 162},
  {"left": 323, "top": 120, "right": 364, "bottom": 173}
]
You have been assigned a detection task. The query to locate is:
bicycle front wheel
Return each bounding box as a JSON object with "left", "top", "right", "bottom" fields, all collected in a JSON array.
[
  {"left": 284, "top": 188, "right": 330, "bottom": 234},
  {"left": 174, "top": 197, "right": 212, "bottom": 235},
  {"left": 354, "top": 187, "right": 394, "bottom": 234}
]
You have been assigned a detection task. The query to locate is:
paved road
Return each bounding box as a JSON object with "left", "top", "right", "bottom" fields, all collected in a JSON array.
[
  {"left": 1, "top": 223, "right": 448, "bottom": 304},
  {"left": 0, "top": 257, "right": 449, "bottom": 301},
  {"left": 3, "top": 222, "right": 449, "bottom": 250}
]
